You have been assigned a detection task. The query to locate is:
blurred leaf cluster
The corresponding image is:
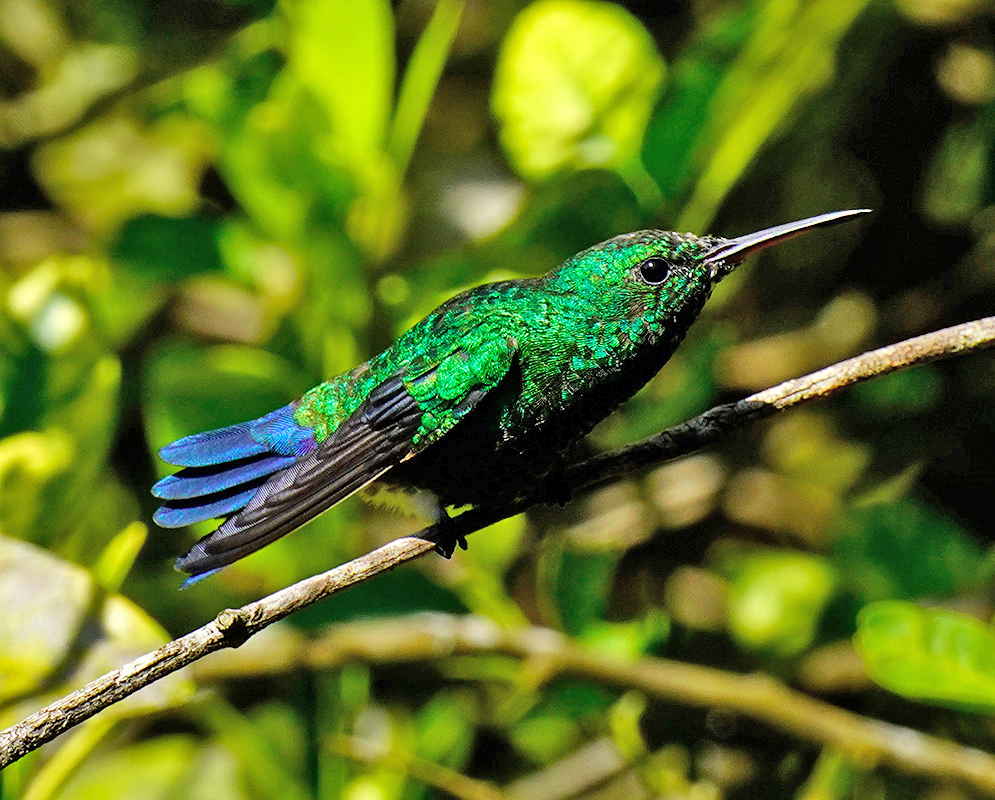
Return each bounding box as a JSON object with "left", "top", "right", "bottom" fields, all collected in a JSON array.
[{"left": 2, "top": 0, "right": 995, "bottom": 798}]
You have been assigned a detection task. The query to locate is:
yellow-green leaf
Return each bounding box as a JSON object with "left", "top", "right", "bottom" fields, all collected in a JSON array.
[
  {"left": 492, "top": 0, "right": 665, "bottom": 181},
  {"left": 722, "top": 548, "right": 836, "bottom": 656},
  {"left": 855, "top": 600, "right": 995, "bottom": 713}
]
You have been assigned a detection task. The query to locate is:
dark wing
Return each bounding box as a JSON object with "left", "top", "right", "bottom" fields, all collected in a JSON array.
[
  {"left": 173, "top": 328, "right": 519, "bottom": 580},
  {"left": 174, "top": 376, "right": 422, "bottom": 579}
]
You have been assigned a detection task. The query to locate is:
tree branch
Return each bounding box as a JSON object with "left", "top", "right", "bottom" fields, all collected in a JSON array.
[
  {"left": 327, "top": 732, "right": 507, "bottom": 800},
  {"left": 196, "top": 613, "right": 995, "bottom": 794},
  {"left": 1, "top": 316, "right": 994, "bottom": 771}
]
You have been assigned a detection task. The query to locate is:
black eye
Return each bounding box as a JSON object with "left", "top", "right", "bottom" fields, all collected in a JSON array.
[{"left": 637, "top": 257, "right": 670, "bottom": 285}]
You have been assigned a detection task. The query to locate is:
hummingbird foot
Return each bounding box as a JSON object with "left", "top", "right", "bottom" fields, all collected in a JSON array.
[{"left": 430, "top": 507, "right": 468, "bottom": 558}]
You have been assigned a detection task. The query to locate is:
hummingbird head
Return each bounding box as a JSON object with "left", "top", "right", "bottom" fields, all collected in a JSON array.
[{"left": 545, "top": 209, "right": 870, "bottom": 347}]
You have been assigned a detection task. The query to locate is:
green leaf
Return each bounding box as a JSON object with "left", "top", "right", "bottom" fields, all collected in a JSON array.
[
  {"left": 289, "top": 567, "right": 466, "bottom": 628},
  {"left": 509, "top": 680, "right": 614, "bottom": 764},
  {"left": 285, "top": 0, "right": 395, "bottom": 161},
  {"left": 720, "top": 547, "right": 836, "bottom": 656},
  {"left": 388, "top": 0, "right": 464, "bottom": 176},
  {"left": 849, "top": 365, "right": 944, "bottom": 417},
  {"left": 834, "top": 497, "right": 984, "bottom": 604},
  {"left": 0, "top": 535, "right": 193, "bottom": 800},
  {"left": 547, "top": 547, "right": 620, "bottom": 636},
  {"left": 643, "top": 5, "right": 754, "bottom": 199},
  {"left": 922, "top": 115, "right": 994, "bottom": 225},
  {"left": 796, "top": 749, "right": 857, "bottom": 800},
  {"left": 94, "top": 522, "right": 148, "bottom": 594},
  {"left": 580, "top": 612, "right": 670, "bottom": 661},
  {"left": 491, "top": 0, "right": 665, "bottom": 181},
  {"left": 197, "top": 701, "right": 312, "bottom": 800},
  {"left": 0, "top": 431, "right": 73, "bottom": 544},
  {"left": 113, "top": 215, "right": 223, "bottom": 282},
  {"left": 49, "top": 736, "right": 198, "bottom": 800},
  {"left": 608, "top": 692, "right": 647, "bottom": 760},
  {"left": 49, "top": 735, "right": 269, "bottom": 800},
  {"left": 21, "top": 716, "right": 118, "bottom": 800},
  {"left": 414, "top": 692, "right": 476, "bottom": 768},
  {"left": 674, "top": 0, "right": 872, "bottom": 231},
  {"left": 462, "top": 513, "right": 526, "bottom": 575},
  {"left": 41, "top": 356, "right": 122, "bottom": 547},
  {"left": 855, "top": 601, "right": 995, "bottom": 713},
  {"left": 34, "top": 112, "right": 212, "bottom": 234},
  {"left": 0, "top": 535, "right": 189, "bottom": 710},
  {"left": 510, "top": 715, "right": 583, "bottom": 765}
]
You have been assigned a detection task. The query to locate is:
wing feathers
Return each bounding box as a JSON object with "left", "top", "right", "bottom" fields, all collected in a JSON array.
[
  {"left": 174, "top": 377, "right": 423, "bottom": 576},
  {"left": 162, "top": 331, "right": 520, "bottom": 581}
]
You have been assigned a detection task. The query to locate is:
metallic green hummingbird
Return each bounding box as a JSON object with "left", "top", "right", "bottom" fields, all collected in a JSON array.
[{"left": 153, "top": 209, "right": 868, "bottom": 581}]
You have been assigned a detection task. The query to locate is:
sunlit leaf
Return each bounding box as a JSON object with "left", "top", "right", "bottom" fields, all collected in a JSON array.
[
  {"left": 720, "top": 547, "right": 836, "bottom": 656},
  {"left": 0, "top": 534, "right": 189, "bottom": 710},
  {"left": 608, "top": 692, "right": 647, "bottom": 760},
  {"left": 855, "top": 600, "right": 995, "bottom": 713},
  {"left": 94, "top": 522, "right": 148, "bottom": 594},
  {"left": 0, "top": 523, "right": 192, "bottom": 799},
  {"left": 414, "top": 691, "right": 476, "bottom": 768},
  {"left": 282, "top": 0, "right": 406, "bottom": 260},
  {"left": 581, "top": 613, "right": 670, "bottom": 660},
  {"left": 0, "top": 431, "right": 72, "bottom": 543},
  {"left": 0, "top": 534, "right": 192, "bottom": 800},
  {"left": 643, "top": 5, "right": 754, "bottom": 199},
  {"left": 796, "top": 749, "right": 857, "bottom": 800},
  {"left": 34, "top": 113, "right": 213, "bottom": 233},
  {"left": 465, "top": 513, "right": 526, "bottom": 575},
  {"left": 388, "top": 0, "right": 464, "bottom": 176},
  {"left": 509, "top": 680, "right": 614, "bottom": 764},
  {"left": 674, "top": 0, "right": 872, "bottom": 231},
  {"left": 285, "top": 0, "right": 394, "bottom": 161},
  {"left": 492, "top": 0, "right": 665, "bottom": 181},
  {"left": 510, "top": 715, "right": 583, "bottom": 765},
  {"left": 42, "top": 356, "right": 122, "bottom": 545},
  {"left": 50, "top": 736, "right": 261, "bottom": 800}
]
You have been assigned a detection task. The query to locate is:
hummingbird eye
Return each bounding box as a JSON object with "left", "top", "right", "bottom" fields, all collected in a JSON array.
[{"left": 636, "top": 257, "right": 670, "bottom": 285}]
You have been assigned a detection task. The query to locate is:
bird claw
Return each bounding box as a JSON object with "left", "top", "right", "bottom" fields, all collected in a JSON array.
[
  {"left": 433, "top": 531, "right": 468, "bottom": 558},
  {"left": 431, "top": 508, "right": 468, "bottom": 558}
]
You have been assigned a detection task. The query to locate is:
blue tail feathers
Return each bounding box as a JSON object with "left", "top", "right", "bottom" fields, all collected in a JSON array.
[
  {"left": 152, "top": 454, "right": 297, "bottom": 501},
  {"left": 153, "top": 402, "right": 316, "bottom": 534},
  {"left": 159, "top": 421, "right": 268, "bottom": 467}
]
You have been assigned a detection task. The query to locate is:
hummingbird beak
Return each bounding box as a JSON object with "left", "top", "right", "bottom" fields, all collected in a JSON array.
[{"left": 702, "top": 209, "right": 871, "bottom": 282}]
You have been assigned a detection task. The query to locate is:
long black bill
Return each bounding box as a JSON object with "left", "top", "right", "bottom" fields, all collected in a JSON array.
[{"left": 703, "top": 209, "right": 871, "bottom": 280}]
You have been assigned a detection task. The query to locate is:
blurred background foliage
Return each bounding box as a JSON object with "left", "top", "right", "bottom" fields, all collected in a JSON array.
[{"left": 1, "top": 0, "right": 995, "bottom": 797}]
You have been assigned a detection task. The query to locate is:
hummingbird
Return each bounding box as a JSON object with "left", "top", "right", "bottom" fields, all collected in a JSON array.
[{"left": 153, "top": 209, "right": 869, "bottom": 582}]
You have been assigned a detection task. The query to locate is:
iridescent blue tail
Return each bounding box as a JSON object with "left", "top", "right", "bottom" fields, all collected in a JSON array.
[{"left": 152, "top": 403, "right": 315, "bottom": 529}]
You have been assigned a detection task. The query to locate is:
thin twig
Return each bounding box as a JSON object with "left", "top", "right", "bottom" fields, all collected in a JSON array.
[
  {"left": 1, "top": 317, "right": 994, "bottom": 771},
  {"left": 327, "top": 733, "right": 507, "bottom": 800},
  {"left": 197, "top": 613, "right": 995, "bottom": 794}
]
